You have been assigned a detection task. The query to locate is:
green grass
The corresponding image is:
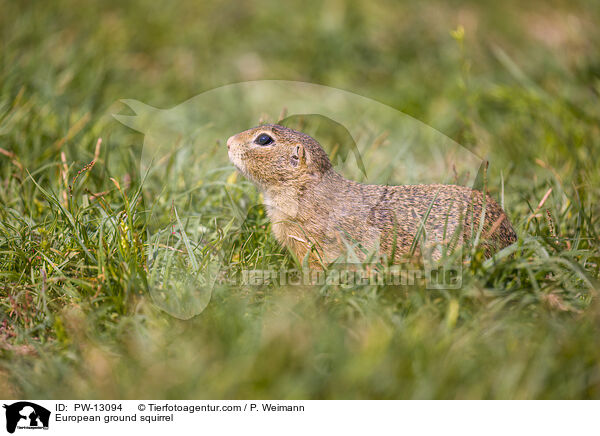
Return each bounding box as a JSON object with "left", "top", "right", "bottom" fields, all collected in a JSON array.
[{"left": 1, "top": 0, "right": 600, "bottom": 399}]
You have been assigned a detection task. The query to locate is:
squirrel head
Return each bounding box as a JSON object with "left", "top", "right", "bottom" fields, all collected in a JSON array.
[{"left": 227, "top": 124, "right": 333, "bottom": 191}]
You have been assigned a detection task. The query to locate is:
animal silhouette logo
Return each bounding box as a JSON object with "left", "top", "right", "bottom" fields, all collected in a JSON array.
[
  {"left": 113, "top": 80, "right": 482, "bottom": 318},
  {"left": 3, "top": 402, "right": 50, "bottom": 433}
]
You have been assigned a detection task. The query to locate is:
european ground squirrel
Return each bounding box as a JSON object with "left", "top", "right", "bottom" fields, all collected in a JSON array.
[{"left": 227, "top": 124, "right": 517, "bottom": 266}]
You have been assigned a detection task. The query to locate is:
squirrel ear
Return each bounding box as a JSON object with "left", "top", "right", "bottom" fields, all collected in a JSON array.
[{"left": 291, "top": 144, "right": 306, "bottom": 166}]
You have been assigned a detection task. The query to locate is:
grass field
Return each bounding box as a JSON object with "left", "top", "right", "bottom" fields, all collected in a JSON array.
[{"left": 1, "top": 0, "right": 600, "bottom": 399}]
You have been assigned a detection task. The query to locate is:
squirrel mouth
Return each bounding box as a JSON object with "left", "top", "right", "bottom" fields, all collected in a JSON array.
[{"left": 228, "top": 150, "right": 247, "bottom": 175}]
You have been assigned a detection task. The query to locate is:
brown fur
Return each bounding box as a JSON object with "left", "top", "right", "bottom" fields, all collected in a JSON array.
[{"left": 227, "top": 124, "right": 517, "bottom": 265}]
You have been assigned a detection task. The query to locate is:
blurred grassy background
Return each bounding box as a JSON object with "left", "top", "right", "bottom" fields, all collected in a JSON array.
[{"left": 1, "top": 0, "right": 600, "bottom": 399}]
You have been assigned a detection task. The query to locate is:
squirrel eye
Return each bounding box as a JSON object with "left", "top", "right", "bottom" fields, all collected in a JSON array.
[{"left": 254, "top": 133, "right": 274, "bottom": 146}]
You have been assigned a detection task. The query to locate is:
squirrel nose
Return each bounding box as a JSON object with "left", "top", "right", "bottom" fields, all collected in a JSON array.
[{"left": 226, "top": 135, "right": 235, "bottom": 150}]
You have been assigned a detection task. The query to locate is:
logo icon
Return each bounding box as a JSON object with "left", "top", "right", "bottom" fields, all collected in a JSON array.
[
  {"left": 3, "top": 402, "right": 50, "bottom": 434},
  {"left": 113, "top": 80, "right": 481, "bottom": 318}
]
